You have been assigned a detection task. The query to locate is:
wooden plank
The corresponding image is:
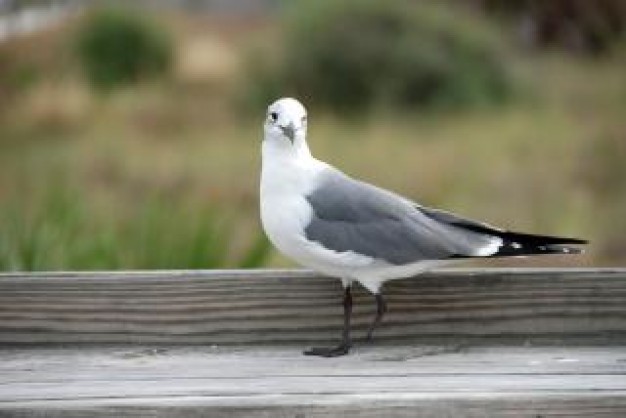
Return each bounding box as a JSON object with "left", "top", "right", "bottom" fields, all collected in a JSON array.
[
  {"left": 0, "top": 346, "right": 625, "bottom": 416},
  {"left": 1, "top": 268, "right": 625, "bottom": 345}
]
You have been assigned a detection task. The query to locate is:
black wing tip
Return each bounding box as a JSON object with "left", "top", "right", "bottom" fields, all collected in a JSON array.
[
  {"left": 491, "top": 240, "right": 587, "bottom": 258},
  {"left": 551, "top": 237, "right": 588, "bottom": 246},
  {"left": 546, "top": 245, "right": 585, "bottom": 255},
  {"left": 501, "top": 231, "right": 588, "bottom": 246}
]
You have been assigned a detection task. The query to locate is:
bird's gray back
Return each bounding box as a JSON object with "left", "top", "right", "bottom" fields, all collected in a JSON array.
[{"left": 304, "top": 168, "right": 497, "bottom": 264}]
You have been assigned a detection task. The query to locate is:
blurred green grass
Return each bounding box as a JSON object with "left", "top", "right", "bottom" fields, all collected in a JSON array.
[
  {"left": 0, "top": 181, "right": 270, "bottom": 270},
  {"left": 0, "top": 7, "right": 624, "bottom": 270}
]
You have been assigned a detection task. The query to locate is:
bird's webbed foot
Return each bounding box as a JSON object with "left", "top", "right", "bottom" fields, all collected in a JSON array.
[{"left": 304, "top": 342, "right": 351, "bottom": 357}]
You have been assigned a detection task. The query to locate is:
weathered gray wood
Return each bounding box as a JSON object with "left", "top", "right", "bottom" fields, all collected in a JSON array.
[
  {"left": 0, "top": 346, "right": 625, "bottom": 417},
  {"left": 1, "top": 269, "right": 625, "bottom": 416},
  {"left": 1, "top": 268, "right": 625, "bottom": 345}
]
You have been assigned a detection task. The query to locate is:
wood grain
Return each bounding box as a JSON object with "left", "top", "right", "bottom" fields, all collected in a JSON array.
[
  {"left": 0, "top": 268, "right": 625, "bottom": 345},
  {"left": 0, "top": 346, "right": 625, "bottom": 417},
  {"left": 1, "top": 269, "right": 625, "bottom": 416}
]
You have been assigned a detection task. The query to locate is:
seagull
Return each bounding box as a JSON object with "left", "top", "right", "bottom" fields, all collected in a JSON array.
[{"left": 260, "top": 97, "right": 587, "bottom": 357}]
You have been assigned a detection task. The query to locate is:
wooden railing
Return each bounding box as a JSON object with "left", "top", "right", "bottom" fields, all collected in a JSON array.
[
  {"left": 1, "top": 268, "right": 625, "bottom": 417},
  {"left": 1, "top": 268, "right": 625, "bottom": 345}
]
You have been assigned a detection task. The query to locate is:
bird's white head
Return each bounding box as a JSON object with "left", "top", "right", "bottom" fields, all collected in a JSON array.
[{"left": 263, "top": 97, "right": 309, "bottom": 156}]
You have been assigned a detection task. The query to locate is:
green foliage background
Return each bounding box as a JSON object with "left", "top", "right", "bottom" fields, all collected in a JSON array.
[
  {"left": 259, "top": 0, "right": 513, "bottom": 112},
  {"left": 0, "top": 1, "right": 624, "bottom": 270}
]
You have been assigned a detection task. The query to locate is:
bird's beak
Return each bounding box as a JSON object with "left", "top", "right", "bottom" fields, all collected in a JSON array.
[{"left": 280, "top": 122, "right": 296, "bottom": 143}]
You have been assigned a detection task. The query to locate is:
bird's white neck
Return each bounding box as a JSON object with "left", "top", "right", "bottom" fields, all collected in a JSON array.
[
  {"left": 261, "top": 136, "right": 312, "bottom": 166},
  {"left": 260, "top": 136, "right": 327, "bottom": 199}
]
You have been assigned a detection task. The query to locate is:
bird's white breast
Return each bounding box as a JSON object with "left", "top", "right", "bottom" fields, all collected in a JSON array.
[
  {"left": 260, "top": 153, "right": 319, "bottom": 261},
  {"left": 260, "top": 149, "right": 375, "bottom": 276}
]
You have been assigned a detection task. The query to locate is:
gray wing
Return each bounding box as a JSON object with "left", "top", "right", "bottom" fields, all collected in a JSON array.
[{"left": 304, "top": 168, "right": 498, "bottom": 265}]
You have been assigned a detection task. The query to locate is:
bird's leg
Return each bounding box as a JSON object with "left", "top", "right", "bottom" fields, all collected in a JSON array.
[
  {"left": 366, "top": 292, "right": 387, "bottom": 341},
  {"left": 304, "top": 285, "right": 352, "bottom": 357}
]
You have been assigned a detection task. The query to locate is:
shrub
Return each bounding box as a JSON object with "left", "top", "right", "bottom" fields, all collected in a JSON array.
[
  {"left": 76, "top": 8, "right": 172, "bottom": 90},
  {"left": 251, "top": 0, "right": 514, "bottom": 113},
  {"left": 478, "top": 0, "right": 626, "bottom": 55}
]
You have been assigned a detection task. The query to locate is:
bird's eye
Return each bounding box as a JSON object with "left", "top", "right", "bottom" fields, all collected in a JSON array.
[
  {"left": 301, "top": 115, "right": 308, "bottom": 123},
  {"left": 269, "top": 112, "right": 278, "bottom": 122}
]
